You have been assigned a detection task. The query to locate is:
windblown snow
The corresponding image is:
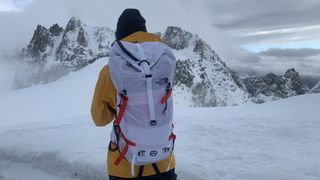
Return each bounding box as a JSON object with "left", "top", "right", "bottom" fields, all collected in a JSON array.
[{"left": 0, "top": 58, "right": 319, "bottom": 180}]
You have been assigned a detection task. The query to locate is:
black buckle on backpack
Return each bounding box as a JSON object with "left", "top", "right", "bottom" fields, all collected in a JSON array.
[
  {"left": 145, "top": 74, "right": 152, "bottom": 78},
  {"left": 166, "top": 82, "right": 172, "bottom": 90},
  {"left": 117, "top": 90, "right": 127, "bottom": 107},
  {"left": 108, "top": 141, "right": 118, "bottom": 152},
  {"left": 149, "top": 120, "right": 157, "bottom": 126},
  {"left": 119, "top": 90, "right": 127, "bottom": 96}
]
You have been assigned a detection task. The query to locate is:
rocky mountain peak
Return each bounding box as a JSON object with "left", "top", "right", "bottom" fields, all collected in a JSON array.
[
  {"left": 65, "top": 17, "right": 82, "bottom": 32},
  {"left": 284, "top": 68, "right": 298, "bottom": 79},
  {"left": 163, "top": 26, "right": 221, "bottom": 63},
  {"left": 163, "top": 26, "right": 193, "bottom": 50},
  {"left": 25, "top": 25, "right": 52, "bottom": 61},
  {"left": 56, "top": 17, "right": 89, "bottom": 62},
  {"left": 49, "top": 24, "right": 63, "bottom": 36},
  {"left": 163, "top": 26, "right": 250, "bottom": 106},
  {"left": 284, "top": 68, "right": 305, "bottom": 95},
  {"left": 264, "top": 73, "right": 277, "bottom": 84},
  {"left": 243, "top": 69, "right": 305, "bottom": 103},
  {"left": 77, "top": 27, "right": 88, "bottom": 47}
]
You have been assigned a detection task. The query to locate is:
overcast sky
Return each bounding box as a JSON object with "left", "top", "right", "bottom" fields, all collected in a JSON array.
[{"left": 0, "top": 0, "right": 319, "bottom": 77}]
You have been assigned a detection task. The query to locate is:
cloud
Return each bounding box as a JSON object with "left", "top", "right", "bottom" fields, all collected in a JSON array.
[
  {"left": 0, "top": 54, "right": 16, "bottom": 92},
  {"left": 260, "top": 55, "right": 320, "bottom": 77},
  {"left": 0, "top": 0, "right": 34, "bottom": 12},
  {"left": 0, "top": 0, "right": 235, "bottom": 50},
  {"left": 0, "top": 0, "right": 319, "bottom": 79},
  {"left": 259, "top": 48, "right": 320, "bottom": 58},
  {"left": 199, "top": 0, "right": 320, "bottom": 77},
  {"left": 234, "top": 48, "right": 320, "bottom": 77},
  {"left": 0, "top": 3, "right": 20, "bottom": 12},
  {"left": 209, "top": 0, "right": 320, "bottom": 31},
  {"left": 0, "top": 0, "right": 241, "bottom": 78},
  {"left": 204, "top": 0, "right": 320, "bottom": 51}
]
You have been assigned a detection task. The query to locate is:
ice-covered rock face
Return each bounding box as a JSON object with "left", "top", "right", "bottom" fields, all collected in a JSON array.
[
  {"left": 49, "top": 24, "right": 64, "bottom": 36},
  {"left": 242, "top": 68, "right": 306, "bottom": 103},
  {"left": 24, "top": 25, "right": 53, "bottom": 64},
  {"left": 163, "top": 26, "right": 250, "bottom": 107},
  {"left": 284, "top": 68, "right": 305, "bottom": 95},
  {"left": 162, "top": 26, "right": 193, "bottom": 50},
  {"left": 14, "top": 17, "right": 114, "bottom": 89}
]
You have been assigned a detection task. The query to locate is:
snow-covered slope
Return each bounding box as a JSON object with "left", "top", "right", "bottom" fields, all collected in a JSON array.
[{"left": 1, "top": 57, "right": 320, "bottom": 180}]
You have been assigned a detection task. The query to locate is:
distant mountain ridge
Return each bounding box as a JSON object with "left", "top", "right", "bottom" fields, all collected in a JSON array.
[
  {"left": 12, "top": 17, "right": 307, "bottom": 107},
  {"left": 242, "top": 69, "right": 307, "bottom": 103}
]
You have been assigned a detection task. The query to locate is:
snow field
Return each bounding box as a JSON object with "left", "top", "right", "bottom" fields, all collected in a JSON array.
[{"left": 0, "top": 57, "right": 319, "bottom": 180}]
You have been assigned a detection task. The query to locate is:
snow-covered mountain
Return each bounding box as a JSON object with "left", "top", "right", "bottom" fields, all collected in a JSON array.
[
  {"left": 163, "top": 26, "right": 251, "bottom": 106},
  {"left": 13, "top": 17, "right": 114, "bottom": 89},
  {"left": 12, "top": 18, "right": 307, "bottom": 106},
  {"left": 242, "top": 68, "right": 306, "bottom": 103}
]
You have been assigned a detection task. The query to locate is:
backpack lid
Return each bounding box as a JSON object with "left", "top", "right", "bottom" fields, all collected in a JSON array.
[{"left": 112, "top": 41, "right": 170, "bottom": 68}]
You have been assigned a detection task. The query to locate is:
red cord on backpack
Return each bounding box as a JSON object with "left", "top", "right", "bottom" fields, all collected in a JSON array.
[
  {"left": 161, "top": 89, "right": 172, "bottom": 104},
  {"left": 114, "top": 94, "right": 128, "bottom": 125}
]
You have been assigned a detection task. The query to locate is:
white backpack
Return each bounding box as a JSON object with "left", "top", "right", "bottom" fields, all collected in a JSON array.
[{"left": 108, "top": 40, "right": 176, "bottom": 176}]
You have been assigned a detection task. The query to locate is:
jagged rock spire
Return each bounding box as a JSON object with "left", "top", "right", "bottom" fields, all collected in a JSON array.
[{"left": 49, "top": 24, "right": 63, "bottom": 36}]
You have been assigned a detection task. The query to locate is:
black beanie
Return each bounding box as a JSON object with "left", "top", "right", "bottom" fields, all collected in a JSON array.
[{"left": 115, "top": 9, "right": 147, "bottom": 40}]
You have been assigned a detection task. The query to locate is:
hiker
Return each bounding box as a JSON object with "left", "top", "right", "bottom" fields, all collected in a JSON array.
[{"left": 91, "top": 9, "right": 177, "bottom": 180}]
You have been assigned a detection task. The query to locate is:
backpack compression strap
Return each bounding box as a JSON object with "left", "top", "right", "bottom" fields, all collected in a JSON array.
[
  {"left": 114, "top": 91, "right": 128, "bottom": 126},
  {"left": 114, "top": 128, "right": 136, "bottom": 165},
  {"left": 136, "top": 44, "right": 157, "bottom": 126},
  {"left": 161, "top": 82, "right": 172, "bottom": 115},
  {"left": 113, "top": 91, "right": 136, "bottom": 165}
]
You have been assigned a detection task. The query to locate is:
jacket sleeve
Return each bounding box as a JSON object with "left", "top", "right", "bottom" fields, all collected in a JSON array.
[{"left": 91, "top": 65, "right": 117, "bottom": 126}]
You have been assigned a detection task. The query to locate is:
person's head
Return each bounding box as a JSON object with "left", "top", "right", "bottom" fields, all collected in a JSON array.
[{"left": 115, "top": 9, "right": 147, "bottom": 40}]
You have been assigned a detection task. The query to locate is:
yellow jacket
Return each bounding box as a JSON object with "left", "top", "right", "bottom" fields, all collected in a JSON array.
[{"left": 91, "top": 31, "right": 175, "bottom": 178}]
